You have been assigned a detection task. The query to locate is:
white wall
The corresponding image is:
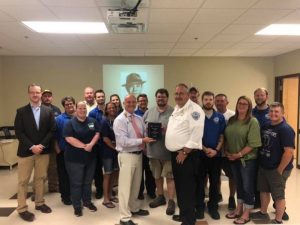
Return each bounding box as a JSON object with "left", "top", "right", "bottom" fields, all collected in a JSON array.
[
  {"left": 0, "top": 56, "right": 274, "bottom": 125},
  {"left": 0, "top": 57, "right": 3, "bottom": 126}
]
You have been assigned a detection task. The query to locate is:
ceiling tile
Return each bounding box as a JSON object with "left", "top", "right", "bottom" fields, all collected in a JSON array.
[
  {"left": 151, "top": 0, "right": 204, "bottom": 8},
  {"left": 203, "top": 42, "right": 235, "bottom": 49},
  {"left": 233, "top": 9, "right": 292, "bottom": 25},
  {"left": 174, "top": 41, "right": 206, "bottom": 49},
  {"left": 193, "top": 48, "right": 220, "bottom": 56},
  {"left": 145, "top": 48, "right": 170, "bottom": 56},
  {"left": 252, "top": 0, "right": 300, "bottom": 9},
  {"left": 277, "top": 9, "right": 300, "bottom": 23},
  {"left": 94, "top": 49, "right": 120, "bottom": 56},
  {"left": 0, "top": 5, "right": 57, "bottom": 20},
  {"left": 148, "top": 23, "right": 187, "bottom": 34},
  {"left": 217, "top": 48, "right": 247, "bottom": 56},
  {"left": 49, "top": 7, "right": 104, "bottom": 21},
  {"left": 95, "top": 0, "right": 150, "bottom": 8},
  {"left": 0, "top": 10, "right": 17, "bottom": 21},
  {"left": 192, "top": 9, "right": 245, "bottom": 23},
  {"left": 150, "top": 9, "right": 197, "bottom": 23},
  {"left": 210, "top": 33, "right": 249, "bottom": 42},
  {"left": 0, "top": 0, "right": 41, "bottom": 6},
  {"left": 221, "top": 24, "right": 266, "bottom": 35},
  {"left": 183, "top": 23, "right": 227, "bottom": 37},
  {"left": 169, "top": 48, "right": 198, "bottom": 55},
  {"left": 202, "top": 0, "right": 258, "bottom": 9},
  {"left": 119, "top": 49, "right": 145, "bottom": 56},
  {"left": 41, "top": 0, "right": 97, "bottom": 7}
]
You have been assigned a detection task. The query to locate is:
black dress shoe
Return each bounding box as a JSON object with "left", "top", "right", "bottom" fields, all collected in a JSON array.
[
  {"left": 35, "top": 204, "right": 52, "bottom": 213},
  {"left": 19, "top": 211, "right": 35, "bottom": 222},
  {"left": 138, "top": 194, "right": 144, "bottom": 200},
  {"left": 120, "top": 220, "right": 137, "bottom": 225},
  {"left": 74, "top": 207, "right": 82, "bottom": 217},
  {"left": 172, "top": 214, "right": 182, "bottom": 222},
  {"left": 95, "top": 192, "right": 103, "bottom": 199},
  {"left": 131, "top": 209, "right": 149, "bottom": 216}
]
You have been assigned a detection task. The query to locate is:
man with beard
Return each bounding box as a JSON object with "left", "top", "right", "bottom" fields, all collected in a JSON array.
[
  {"left": 166, "top": 83, "right": 205, "bottom": 225},
  {"left": 88, "top": 89, "right": 106, "bottom": 199},
  {"left": 195, "top": 91, "right": 226, "bottom": 220},
  {"left": 252, "top": 88, "right": 289, "bottom": 221},
  {"left": 143, "top": 89, "right": 176, "bottom": 215}
]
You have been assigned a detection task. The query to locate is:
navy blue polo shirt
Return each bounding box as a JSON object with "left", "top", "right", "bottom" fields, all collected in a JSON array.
[
  {"left": 88, "top": 107, "right": 104, "bottom": 124},
  {"left": 100, "top": 117, "right": 118, "bottom": 159},
  {"left": 252, "top": 106, "right": 270, "bottom": 128},
  {"left": 202, "top": 111, "right": 226, "bottom": 157},
  {"left": 134, "top": 107, "right": 147, "bottom": 117},
  {"left": 259, "top": 120, "right": 295, "bottom": 170},
  {"left": 63, "top": 117, "right": 100, "bottom": 164},
  {"left": 55, "top": 112, "right": 73, "bottom": 151}
]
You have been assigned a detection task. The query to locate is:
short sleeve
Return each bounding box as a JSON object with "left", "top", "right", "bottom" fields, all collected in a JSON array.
[
  {"left": 101, "top": 120, "right": 110, "bottom": 138},
  {"left": 247, "top": 118, "right": 262, "bottom": 148},
  {"left": 63, "top": 120, "right": 73, "bottom": 138},
  {"left": 280, "top": 125, "right": 295, "bottom": 148}
]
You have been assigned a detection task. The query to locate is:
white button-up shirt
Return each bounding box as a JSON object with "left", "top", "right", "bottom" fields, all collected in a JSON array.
[
  {"left": 165, "top": 99, "right": 205, "bottom": 151},
  {"left": 113, "top": 110, "right": 145, "bottom": 152}
]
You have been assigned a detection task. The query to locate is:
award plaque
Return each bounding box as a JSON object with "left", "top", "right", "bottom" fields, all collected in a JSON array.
[{"left": 148, "top": 122, "right": 162, "bottom": 140}]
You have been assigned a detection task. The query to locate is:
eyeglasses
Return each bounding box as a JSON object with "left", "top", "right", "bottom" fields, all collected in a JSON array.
[{"left": 238, "top": 102, "right": 249, "bottom": 106}]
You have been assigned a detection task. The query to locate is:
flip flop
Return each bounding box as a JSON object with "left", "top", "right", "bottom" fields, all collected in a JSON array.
[
  {"left": 110, "top": 197, "right": 119, "bottom": 203},
  {"left": 226, "top": 212, "right": 241, "bottom": 219},
  {"left": 233, "top": 217, "right": 250, "bottom": 224},
  {"left": 102, "top": 201, "right": 115, "bottom": 208}
]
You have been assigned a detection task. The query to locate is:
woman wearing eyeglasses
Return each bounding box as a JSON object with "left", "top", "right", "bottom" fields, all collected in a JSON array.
[{"left": 224, "top": 96, "right": 261, "bottom": 225}]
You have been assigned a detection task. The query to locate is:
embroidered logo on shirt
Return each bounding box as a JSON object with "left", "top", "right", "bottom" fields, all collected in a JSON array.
[
  {"left": 191, "top": 112, "right": 200, "bottom": 120},
  {"left": 88, "top": 123, "right": 95, "bottom": 130},
  {"left": 213, "top": 117, "right": 219, "bottom": 124}
]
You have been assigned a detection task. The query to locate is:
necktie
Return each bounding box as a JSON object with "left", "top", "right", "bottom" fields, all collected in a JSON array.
[{"left": 130, "top": 115, "right": 145, "bottom": 150}]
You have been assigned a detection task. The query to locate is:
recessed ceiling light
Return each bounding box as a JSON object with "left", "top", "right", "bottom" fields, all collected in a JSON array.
[
  {"left": 256, "top": 24, "right": 300, "bottom": 35},
  {"left": 22, "top": 21, "right": 108, "bottom": 34}
]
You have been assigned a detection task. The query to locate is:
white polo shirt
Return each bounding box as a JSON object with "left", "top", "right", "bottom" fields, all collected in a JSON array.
[{"left": 165, "top": 99, "right": 205, "bottom": 151}]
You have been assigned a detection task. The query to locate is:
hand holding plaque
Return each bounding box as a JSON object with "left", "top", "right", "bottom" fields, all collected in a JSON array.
[{"left": 147, "top": 122, "right": 162, "bottom": 140}]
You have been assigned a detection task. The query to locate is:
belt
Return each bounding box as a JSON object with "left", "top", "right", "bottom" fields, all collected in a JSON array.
[{"left": 125, "top": 151, "right": 142, "bottom": 155}]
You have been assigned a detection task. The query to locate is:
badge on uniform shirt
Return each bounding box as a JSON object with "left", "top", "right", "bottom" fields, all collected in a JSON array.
[
  {"left": 88, "top": 123, "right": 95, "bottom": 130},
  {"left": 191, "top": 111, "right": 200, "bottom": 120},
  {"left": 213, "top": 117, "right": 219, "bottom": 124}
]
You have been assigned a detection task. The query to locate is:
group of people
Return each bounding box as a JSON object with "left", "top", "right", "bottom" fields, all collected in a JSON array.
[{"left": 14, "top": 83, "right": 295, "bottom": 225}]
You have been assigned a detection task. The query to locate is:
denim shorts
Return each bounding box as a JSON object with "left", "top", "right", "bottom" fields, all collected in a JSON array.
[
  {"left": 257, "top": 167, "right": 291, "bottom": 200},
  {"left": 102, "top": 157, "right": 119, "bottom": 174}
]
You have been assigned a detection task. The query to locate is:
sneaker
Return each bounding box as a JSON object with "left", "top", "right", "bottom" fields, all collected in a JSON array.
[
  {"left": 208, "top": 209, "right": 220, "bottom": 220},
  {"left": 74, "top": 207, "right": 82, "bottom": 217},
  {"left": 83, "top": 202, "right": 97, "bottom": 212},
  {"left": 149, "top": 195, "right": 166, "bottom": 208},
  {"left": 251, "top": 211, "right": 269, "bottom": 220},
  {"left": 270, "top": 219, "right": 283, "bottom": 224},
  {"left": 166, "top": 200, "right": 175, "bottom": 215},
  {"left": 195, "top": 209, "right": 204, "bottom": 219},
  {"left": 217, "top": 194, "right": 223, "bottom": 203},
  {"left": 228, "top": 196, "right": 236, "bottom": 210}
]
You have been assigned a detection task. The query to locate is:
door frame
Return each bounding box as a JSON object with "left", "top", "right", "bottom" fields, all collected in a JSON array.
[{"left": 275, "top": 74, "right": 300, "bottom": 169}]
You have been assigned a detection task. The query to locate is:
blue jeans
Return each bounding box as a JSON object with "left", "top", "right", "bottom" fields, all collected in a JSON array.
[
  {"left": 65, "top": 159, "right": 96, "bottom": 209},
  {"left": 231, "top": 159, "right": 256, "bottom": 208}
]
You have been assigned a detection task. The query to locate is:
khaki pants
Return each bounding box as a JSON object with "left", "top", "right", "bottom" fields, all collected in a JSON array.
[
  {"left": 17, "top": 154, "right": 49, "bottom": 213},
  {"left": 118, "top": 153, "right": 142, "bottom": 222}
]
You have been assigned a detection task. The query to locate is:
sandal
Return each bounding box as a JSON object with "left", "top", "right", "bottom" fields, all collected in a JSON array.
[
  {"left": 233, "top": 217, "right": 250, "bottom": 224},
  {"left": 226, "top": 212, "right": 242, "bottom": 219},
  {"left": 102, "top": 201, "right": 115, "bottom": 208},
  {"left": 110, "top": 197, "right": 119, "bottom": 203}
]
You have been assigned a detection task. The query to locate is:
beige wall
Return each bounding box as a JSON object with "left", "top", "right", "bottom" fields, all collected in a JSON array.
[
  {"left": 0, "top": 57, "right": 3, "bottom": 125},
  {"left": 1, "top": 56, "right": 274, "bottom": 125},
  {"left": 274, "top": 49, "right": 300, "bottom": 76}
]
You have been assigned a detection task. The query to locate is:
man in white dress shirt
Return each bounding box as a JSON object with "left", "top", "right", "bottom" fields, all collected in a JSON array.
[{"left": 113, "top": 95, "right": 155, "bottom": 225}]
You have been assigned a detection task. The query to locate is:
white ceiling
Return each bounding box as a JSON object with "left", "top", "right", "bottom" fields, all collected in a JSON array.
[{"left": 1, "top": 0, "right": 300, "bottom": 57}]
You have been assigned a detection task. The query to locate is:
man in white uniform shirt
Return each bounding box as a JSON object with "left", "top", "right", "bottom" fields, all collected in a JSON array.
[
  {"left": 166, "top": 83, "right": 205, "bottom": 225},
  {"left": 113, "top": 95, "right": 155, "bottom": 225}
]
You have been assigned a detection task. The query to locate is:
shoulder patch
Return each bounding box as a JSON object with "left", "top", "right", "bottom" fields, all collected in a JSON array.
[{"left": 191, "top": 111, "right": 200, "bottom": 120}]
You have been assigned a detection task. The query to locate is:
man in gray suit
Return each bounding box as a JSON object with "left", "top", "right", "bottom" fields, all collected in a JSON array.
[{"left": 14, "top": 84, "right": 56, "bottom": 222}]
